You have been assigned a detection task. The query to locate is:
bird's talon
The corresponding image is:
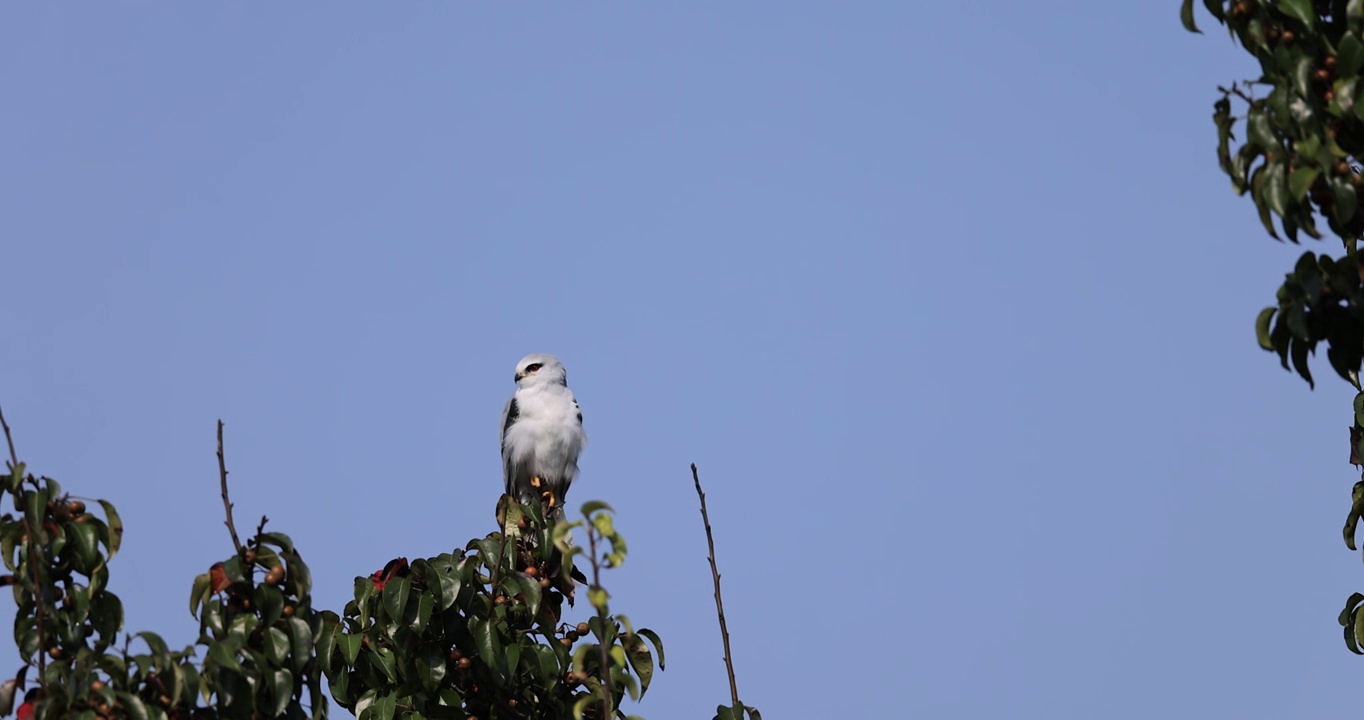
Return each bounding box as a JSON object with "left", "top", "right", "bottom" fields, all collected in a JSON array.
[{"left": 530, "top": 476, "right": 543, "bottom": 489}]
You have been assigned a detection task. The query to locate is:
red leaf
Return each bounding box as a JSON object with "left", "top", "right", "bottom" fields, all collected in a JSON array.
[{"left": 209, "top": 562, "right": 230, "bottom": 594}]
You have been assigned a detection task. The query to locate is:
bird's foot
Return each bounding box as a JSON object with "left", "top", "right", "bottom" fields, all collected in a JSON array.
[{"left": 529, "top": 475, "right": 543, "bottom": 489}]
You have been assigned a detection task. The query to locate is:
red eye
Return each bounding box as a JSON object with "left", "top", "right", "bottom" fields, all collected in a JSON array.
[{"left": 526, "top": 363, "right": 543, "bottom": 373}]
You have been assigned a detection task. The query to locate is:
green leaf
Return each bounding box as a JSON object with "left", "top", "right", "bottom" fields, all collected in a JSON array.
[
  {"left": 746, "top": 706, "right": 764, "bottom": 720},
  {"left": 1256, "top": 308, "right": 1277, "bottom": 351},
  {"left": 286, "top": 617, "right": 310, "bottom": 674},
  {"left": 579, "top": 500, "right": 614, "bottom": 518},
  {"left": 588, "top": 586, "right": 609, "bottom": 611},
  {"left": 1289, "top": 166, "right": 1321, "bottom": 201},
  {"left": 372, "top": 694, "right": 396, "bottom": 720},
  {"left": 637, "top": 628, "right": 666, "bottom": 671},
  {"left": 1247, "top": 108, "right": 1276, "bottom": 149},
  {"left": 1334, "top": 175, "right": 1360, "bottom": 224},
  {"left": 338, "top": 634, "right": 362, "bottom": 667},
  {"left": 264, "top": 627, "right": 290, "bottom": 667},
  {"left": 1181, "top": 0, "right": 1200, "bottom": 32},
  {"left": 1354, "top": 606, "right": 1364, "bottom": 656},
  {"left": 370, "top": 648, "right": 398, "bottom": 684},
  {"left": 136, "top": 631, "right": 171, "bottom": 672},
  {"left": 116, "top": 692, "right": 149, "bottom": 720},
  {"left": 468, "top": 617, "right": 505, "bottom": 679},
  {"left": 1290, "top": 336, "right": 1315, "bottom": 388},
  {"left": 1280, "top": 0, "right": 1317, "bottom": 28},
  {"left": 1264, "top": 156, "right": 1289, "bottom": 217},
  {"left": 716, "top": 705, "right": 740, "bottom": 720},
  {"left": 90, "top": 592, "right": 124, "bottom": 645},
  {"left": 381, "top": 576, "right": 410, "bottom": 625},
  {"left": 255, "top": 584, "right": 284, "bottom": 629},
  {"left": 68, "top": 522, "right": 100, "bottom": 574},
  {"left": 259, "top": 531, "right": 295, "bottom": 553},
  {"left": 208, "top": 640, "right": 243, "bottom": 675},
  {"left": 622, "top": 632, "right": 654, "bottom": 696},
  {"left": 96, "top": 500, "right": 122, "bottom": 559},
  {"left": 1355, "top": 394, "right": 1364, "bottom": 427},
  {"left": 189, "top": 573, "right": 211, "bottom": 620},
  {"left": 416, "top": 648, "right": 446, "bottom": 691},
  {"left": 266, "top": 669, "right": 293, "bottom": 718},
  {"left": 1340, "top": 592, "right": 1364, "bottom": 626},
  {"left": 1345, "top": 34, "right": 1364, "bottom": 76},
  {"left": 505, "top": 572, "right": 542, "bottom": 621}
]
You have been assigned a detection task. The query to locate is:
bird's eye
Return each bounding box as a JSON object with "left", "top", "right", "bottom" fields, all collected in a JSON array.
[{"left": 526, "top": 363, "right": 543, "bottom": 373}]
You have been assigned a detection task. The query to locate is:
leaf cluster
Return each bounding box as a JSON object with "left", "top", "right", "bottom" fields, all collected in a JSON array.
[{"left": 316, "top": 498, "right": 663, "bottom": 720}]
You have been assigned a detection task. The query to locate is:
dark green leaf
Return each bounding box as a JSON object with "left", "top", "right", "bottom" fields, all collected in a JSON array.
[
  {"left": 381, "top": 576, "right": 410, "bottom": 625},
  {"left": 468, "top": 617, "right": 505, "bottom": 680},
  {"left": 255, "top": 585, "right": 284, "bottom": 629},
  {"left": 259, "top": 531, "right": 295, "bottom": 553},
  {"left": 716, "top": 705, "right": 740, "bottom": 720},
  {"left": 208, "top": 640, "right": 243, "bottom": 675},
  {"left": 416, "top": 648, "right": 446, "bottom": 692},
  {"left": 286, "top": 617, "right": 310, "bottom": 674},
  {"left": 1280, "top": 0, "right": 1316, "bottom": 28},
  {"left": 411, "top": 590, "right": 433, "bottom": 634},
  {"left": 1344, "top": 34, "right": 1364, "bottom": 76},
  {"left": 267, "top": 669, "right": 293, "bottom": 718},
  {"left": 1181, "top": 0, "right": 1200, "bottom": 32},
  {"left": 1252, "top": 167, "right": 1282, "bottom": 238},
  {"left": 337, "top": 634, "right": 362, "bottom": 667},
  {"left": 372, "top": 694, "right": 396, "bottom": 720},
  {"left": 370, "top": 648, "right": 398, "bottom": 684},
  {"left": 1334, "top": 175, "right": 1359, "bottom": 224},
  {"left": 264, "top": 627, "right": 290, "bottom": 667},
  {"left": 68, "top": 522, "right": 100, "bottom": 574},
  {"left": 1290, "top": 336, "right": 1315, "bottom": 388},
  {"left": 116, "top": 693, "right": 149, "bottom": 720},
  {"left": 90, "top": 592, "right": 124, "bottom": 645},
  {"left": 504, "top": 572, "right": 542, "bottom": 621},
  {"left": 1264, "top": 156, "right": 1289, "bottom": 217},
  {"left": 96, "top": 500, "right": 122, "bottom": 559},
  {"left": 746, "top": 706, "right": 763, "bottom": 720},
  {"left": 1289, "top": 167, "right": 1320, "bottom": 201}
]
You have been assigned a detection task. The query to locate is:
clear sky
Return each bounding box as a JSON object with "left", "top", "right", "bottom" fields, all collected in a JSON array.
[{"left": 2, "top": 3, "right": 1359, "bottom": 718}]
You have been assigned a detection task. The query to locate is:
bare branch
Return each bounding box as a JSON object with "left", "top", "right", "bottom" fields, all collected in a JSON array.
[
  {"left": 0, "top": 401, "right": 18, "bottom": 468},
  {"left": 217, "top": 421, "right": 244, "bottom": 556},
  {"left": 692, "top": 463, "right": 739, "bottom": 706}
]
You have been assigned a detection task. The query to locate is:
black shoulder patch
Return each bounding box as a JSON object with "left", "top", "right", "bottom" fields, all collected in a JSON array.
[{"left": 503, "top": 398, "right": 519, "bottom": 437}]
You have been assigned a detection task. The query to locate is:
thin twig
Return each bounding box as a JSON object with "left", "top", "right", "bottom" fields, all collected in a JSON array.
[
  {"left": 0, "top": 401, "right": 18, "bottom": 468},
  {"left": 586, "top": 526, "right": 614, "bottom": 718},
  {"left": 692, "top": 463, "right": 739, "bottom": 706},
  {"left": 216, "top": 421, "right": 243, "bottom": 556}
]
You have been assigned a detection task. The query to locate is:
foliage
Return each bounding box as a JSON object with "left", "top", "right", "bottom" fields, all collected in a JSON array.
[
  {"left": 0, "top": 427, "right": 667, "bottom": 720},
  {"left": 1184, "top": 0, "right": 1364, "bottom": 653},
  {"left": 317, "top": 497, "right": 663, "bottom": 720}
]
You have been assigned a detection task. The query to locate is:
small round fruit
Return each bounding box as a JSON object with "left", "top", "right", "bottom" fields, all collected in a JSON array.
[
  {"left": 67, "top": 500, "right": 86, "bottom": 515},
  {"left": 559, "top": 637, "right": 573, "bottom": 648},
  {"left": 244, "top": 549, "right": 257, "bottom": 565},
  {"left": 1326, "top": 55, "right": 1339, "bottom": 69},
  {"left": 576, "top": 622, "right": 590, "bottom": 635},
  {"left": 524, "top": 566, "right": 539, "bottom": 578},
  {"left": 1283, "top": 30, "right": 1296, "bottom": 43},
  {"left": 282, "top": 604, "right": 295, "bottom": 618},
  {"left": 457, "top": 657, "right": 471, "bottom": 671},
  {"left": 90, "top": 680, "right": 106, "bottom": 692},
  {"left": 538, "top": 577, "right": 551, "bottom": 589},
  {"left": 264, "top": 565, "right": 285, "bottom": 587}
]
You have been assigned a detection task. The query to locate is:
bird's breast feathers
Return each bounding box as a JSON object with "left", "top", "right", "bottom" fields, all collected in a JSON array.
[{"left": 503, "top": 386, "right": 586, "bottom": 463}]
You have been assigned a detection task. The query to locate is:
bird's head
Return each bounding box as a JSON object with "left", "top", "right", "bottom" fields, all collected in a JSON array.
[{"left": 514, "top": 353, "right": 568, "bottom": 387}]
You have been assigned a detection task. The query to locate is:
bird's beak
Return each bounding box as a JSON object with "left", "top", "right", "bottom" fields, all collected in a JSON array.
[{"left": 514, "top": 371, "right": 524, "bottom": 382}]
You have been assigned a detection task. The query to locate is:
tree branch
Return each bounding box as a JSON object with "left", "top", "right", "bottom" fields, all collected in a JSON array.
[
  {"left": 0, "top": 401, "right": 17, "bottom": 468},
  {"left": 692, "top": 463, "right": 739, "bottom": 707},
  {"left": 586, "top": 525, "right": 614, "bottom": 718},
  {"left": 216, "top": 421, "right": 244, "bottom": 556}
]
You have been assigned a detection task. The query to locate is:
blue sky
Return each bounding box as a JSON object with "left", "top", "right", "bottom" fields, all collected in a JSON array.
[{"left": 3, "top": 3, "right": 1360, "bottom": 718}]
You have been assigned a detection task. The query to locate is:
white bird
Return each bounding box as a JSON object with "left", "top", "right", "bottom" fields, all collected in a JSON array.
[{"left": 500, "top": 354, "right": 586, "bottom": 522}]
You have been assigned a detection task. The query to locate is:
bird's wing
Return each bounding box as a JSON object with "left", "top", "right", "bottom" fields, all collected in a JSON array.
[{"left": 500, "top": 395, "right": 519, "bottom": 494}]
